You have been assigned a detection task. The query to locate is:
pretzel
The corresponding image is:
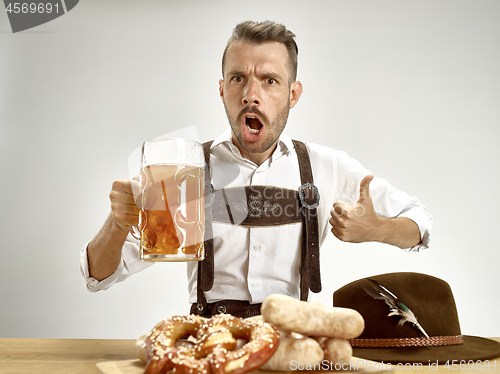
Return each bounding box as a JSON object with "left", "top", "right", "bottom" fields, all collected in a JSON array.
[{"left": 137, "top": 314, "right": 279, "bottom": 374}]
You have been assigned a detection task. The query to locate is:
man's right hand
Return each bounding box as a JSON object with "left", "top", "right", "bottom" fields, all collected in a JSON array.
[
  {"left": 109, "top": 179, "right": 141, "bottom": 231},
  {"left": 87, "top": 179, "right": 141, "bottom": 281}
]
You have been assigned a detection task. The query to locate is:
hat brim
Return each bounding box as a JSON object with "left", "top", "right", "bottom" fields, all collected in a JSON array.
[{"left": 352, "top": 336, "right": 500, "bottom": 364}]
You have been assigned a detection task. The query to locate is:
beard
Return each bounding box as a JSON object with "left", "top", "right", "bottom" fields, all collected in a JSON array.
[{"left": 224, "top": 100, "right": 291, "bottom": 157}]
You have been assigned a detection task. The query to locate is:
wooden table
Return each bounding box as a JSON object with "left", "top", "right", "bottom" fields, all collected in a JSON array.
[
  {"left": 0, "top": 338, "right": 136, "bottom": 374},
  {"left": 0, "top": 338, "right": 499, "bottom": 374}
]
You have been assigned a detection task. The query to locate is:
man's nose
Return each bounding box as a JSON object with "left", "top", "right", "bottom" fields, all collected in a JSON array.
[{"left": 242, "top": 80, "right": 260, "bottom": 106}]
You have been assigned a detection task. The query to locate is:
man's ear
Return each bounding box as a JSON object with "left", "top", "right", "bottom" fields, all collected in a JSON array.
[
  {"left": 289, "top": 81, "right": 303, "bottom": 109},
  {"left": 219, "top": 79, "right": 224, "bottom": 103}
]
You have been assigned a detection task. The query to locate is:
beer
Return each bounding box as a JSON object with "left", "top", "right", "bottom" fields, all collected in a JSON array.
[{"left": 139, "top": 164, "right": 205, "bottom": 261}]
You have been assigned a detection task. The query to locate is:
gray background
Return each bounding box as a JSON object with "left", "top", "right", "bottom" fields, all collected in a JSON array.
[{"left": 1, "top": 0, "right": 499, "bottom": 339}]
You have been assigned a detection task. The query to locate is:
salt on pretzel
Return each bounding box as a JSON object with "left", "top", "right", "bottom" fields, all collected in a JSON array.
[
  {"left": 136, "top": 314, "right": 279, "bottom": 374},
  {"left": 261, "top": 294, "right": 364, "bottom": 339}
]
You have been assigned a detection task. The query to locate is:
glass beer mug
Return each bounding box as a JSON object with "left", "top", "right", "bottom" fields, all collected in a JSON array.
[{"left": 133, "top": 138, "right": 205, "bottom": 261}]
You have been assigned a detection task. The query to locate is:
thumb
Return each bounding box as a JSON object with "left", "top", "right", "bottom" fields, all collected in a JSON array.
[{"left": 358, "top": 174, "right": 374, "bottom": 203}]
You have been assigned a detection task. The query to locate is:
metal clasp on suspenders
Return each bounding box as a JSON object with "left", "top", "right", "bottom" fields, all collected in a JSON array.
[
  {"left": 205, "top": 181, "right": 215, "bottom": 208},
  {"left": 298, "top": 183, "right": 320, "bottom": 209}
]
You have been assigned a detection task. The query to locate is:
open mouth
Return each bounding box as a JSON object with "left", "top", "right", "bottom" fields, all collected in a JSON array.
[{"left": 245, "top": 115, "right": 263, "bottom": 134}]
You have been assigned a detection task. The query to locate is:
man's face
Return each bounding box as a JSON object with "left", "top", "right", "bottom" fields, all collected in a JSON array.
[{"left": 219, "top": 40, "right": 302, "bottom": 165}]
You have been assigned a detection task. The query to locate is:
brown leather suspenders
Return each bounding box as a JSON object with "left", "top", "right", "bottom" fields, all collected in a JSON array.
[
  {"left": 293, "top": 140, "right": 322, "bottom": 299},
  {"left": 192, "top": 140, "right": 321, "bottom": 317}
]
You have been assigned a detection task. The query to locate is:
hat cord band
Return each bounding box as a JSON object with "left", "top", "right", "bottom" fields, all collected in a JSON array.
[{"left": 349, "top": 335, "right": 464, "bottom": 348}]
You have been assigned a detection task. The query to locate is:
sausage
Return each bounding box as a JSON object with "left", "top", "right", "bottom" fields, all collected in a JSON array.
[
  {"left": 261, "top": 294, "right": 364, "bottom": 339},
  {"left": 260, "top": 331, "right": 324, "bottom": 371},
  {"left": 322, "top": 337, "right": 352, "bottom": 365}
]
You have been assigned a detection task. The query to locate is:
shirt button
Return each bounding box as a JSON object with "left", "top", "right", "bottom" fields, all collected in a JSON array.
[
  {"left": 252, "top": 245, "right": 260, "bottom": 251},
  {"left": 252, "top": 282, "right": 258, "bottom": 288}
]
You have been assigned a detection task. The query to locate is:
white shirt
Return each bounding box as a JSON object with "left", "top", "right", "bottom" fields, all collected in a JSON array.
[{"left": 80, "top": 130, "right": 433, "bottom": 303}]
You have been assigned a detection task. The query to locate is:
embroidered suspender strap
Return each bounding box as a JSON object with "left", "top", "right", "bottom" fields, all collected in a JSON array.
[
  {"left": 211, "top": 186, "right": 302, "bottom": 226},
  {"left": 292, "top": 140, "right": 322, "bottom": 300}
]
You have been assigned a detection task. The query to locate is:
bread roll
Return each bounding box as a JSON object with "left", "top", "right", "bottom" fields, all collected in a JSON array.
[
  {"left": 260, "top": 332, "right": 324, "bottom": 371},
  {"left": 261, "top": 294, "right": 364, "bottom": 339}
]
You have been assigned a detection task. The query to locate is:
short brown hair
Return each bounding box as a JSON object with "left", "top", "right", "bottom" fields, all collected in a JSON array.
[{"left": 222, "top": 20, "right": 299, "bottom": 83}]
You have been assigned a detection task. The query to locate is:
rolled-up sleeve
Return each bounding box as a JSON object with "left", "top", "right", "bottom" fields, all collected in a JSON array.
[
  {"left": 80, "top": 234, "right": 154, "bottom": 292},
  {"left": 396, "top": 200, "right": 433, "bottom": 252},
  {"left": 335, "top": 150, "right": 433, "bottom": 251},
  {"left": 369, "top": 178, "right": 433, "bottom": 252}
]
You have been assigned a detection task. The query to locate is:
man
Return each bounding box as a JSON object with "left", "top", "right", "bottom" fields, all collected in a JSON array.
[{"left": 80, "top": 21, "right": 432, "bottom": 317}]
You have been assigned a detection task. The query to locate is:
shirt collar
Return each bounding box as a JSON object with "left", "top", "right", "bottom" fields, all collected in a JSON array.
[{"left": 211, "top": 128, "right": 294, "bottom": 159}]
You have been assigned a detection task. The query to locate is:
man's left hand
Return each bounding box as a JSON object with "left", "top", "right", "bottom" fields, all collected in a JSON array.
[{"left": 329, "top": 174, "right": 379, "bottom": 243}]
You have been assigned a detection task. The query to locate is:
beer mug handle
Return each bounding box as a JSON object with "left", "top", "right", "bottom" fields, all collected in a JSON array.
[
  {"left": 130, "top": 225, "right": 141, "bottom": 240},
  {"left": 129, "top": 176, "right": 145, "bottom": 241},
  {"left": 129, "top": 209, "right": 145, "bottom": 240}
]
